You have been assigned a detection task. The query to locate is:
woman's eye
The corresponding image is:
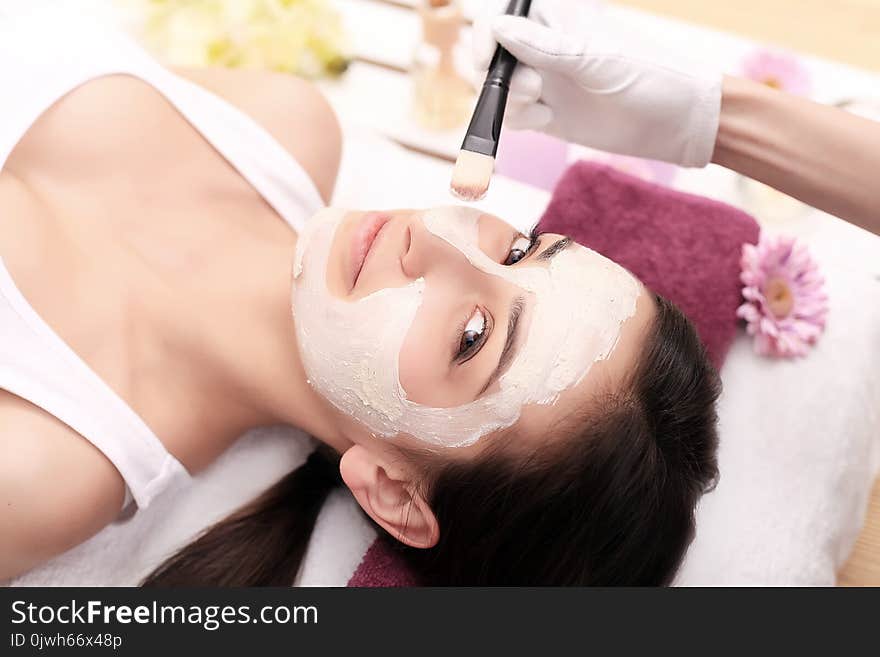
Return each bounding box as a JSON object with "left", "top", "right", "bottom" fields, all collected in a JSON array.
[
  {"left": 456, "top": 308, "right": 487, "bottom": 363},
  {"left": 503, "top": 232, "right": 539, "bottom": 265}
]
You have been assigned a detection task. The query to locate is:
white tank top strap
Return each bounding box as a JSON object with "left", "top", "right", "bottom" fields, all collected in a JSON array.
[
  {"left": 0, "top": 7, "right": 323, "bottom": 512},
  {"left": 0, "top": 7, "right": 324, "bottom": 231},
  {"left": 0, "top": 269, "right": 189, "bottom": 510}
]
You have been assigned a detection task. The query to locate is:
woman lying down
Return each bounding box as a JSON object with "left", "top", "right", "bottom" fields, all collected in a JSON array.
[{"left": 0, "top": 15, "right": 720, "bottom": 586}]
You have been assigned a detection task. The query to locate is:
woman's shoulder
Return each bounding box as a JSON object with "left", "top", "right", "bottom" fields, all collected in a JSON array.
[
  {"left": 172, "top": 66, "right": 341, "bottom": 204},
  {"left": 0, "top": 388, "right": 127, "bottom": 580}
]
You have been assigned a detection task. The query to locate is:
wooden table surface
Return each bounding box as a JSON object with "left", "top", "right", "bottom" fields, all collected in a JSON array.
[
  {"left": 617, "top": 0, "right": 880, "bottom": 72},
  {"left": 839, "top": 480, "right": 880, "bottom": 585}
]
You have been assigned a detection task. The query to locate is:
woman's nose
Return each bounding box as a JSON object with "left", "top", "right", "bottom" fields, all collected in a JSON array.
[{"left": 400, "top": 217, "right": 468, "bottom": 281}]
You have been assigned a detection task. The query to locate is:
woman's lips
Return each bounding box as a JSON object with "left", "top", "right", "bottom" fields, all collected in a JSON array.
[{"left": 349, "top": 211, "right": 392, "bottom": 291}]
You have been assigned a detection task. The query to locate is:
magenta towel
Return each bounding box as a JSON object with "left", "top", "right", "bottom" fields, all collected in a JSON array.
[
  {"left": 538, "top": 162, "right": 760, "bottom": 368},
  {"left": 348, "top": 161, "right": 760, "bottom": 587}
]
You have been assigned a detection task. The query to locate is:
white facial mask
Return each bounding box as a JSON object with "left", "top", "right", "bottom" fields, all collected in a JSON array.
[{"left": 292, "top": 206, "right": 640, "bottom": 448}]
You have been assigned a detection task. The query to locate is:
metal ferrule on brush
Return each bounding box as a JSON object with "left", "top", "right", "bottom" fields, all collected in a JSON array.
[
  {"left": 461, "top": 43, "right": 520, "bottom": 157},
  {"left": 461, "top": 78, "right": 510, "bottom": 157}
]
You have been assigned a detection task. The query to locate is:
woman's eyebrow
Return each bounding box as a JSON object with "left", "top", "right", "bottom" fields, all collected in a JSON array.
[
  {"left": 537, "top": 236, "right": 572, "bottom": 261},
  {"left": 477, "top": 236, "right": 573, "bottom": 397},
  {"left": 479, "top": 296, "right": 525, "bottom": 396}
]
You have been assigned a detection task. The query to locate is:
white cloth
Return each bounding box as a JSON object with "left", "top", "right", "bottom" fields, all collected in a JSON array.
[
  {"left": 0, "top": 5, "right": 323, "bottom": 517},
  {"left": 6, "top": 427, "right": 311, "bottom": 586},
  {"left": 675, "top": 215, "right": 880, "bottom": 585}
]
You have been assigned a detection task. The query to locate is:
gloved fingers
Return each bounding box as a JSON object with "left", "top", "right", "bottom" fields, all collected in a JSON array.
[
  {"left": 507, "top": 65, "right": 543, "bottom": 102},
  {"left": 504, "top": 100, "right": 554, "bottom": 130},
  {"left": 472, "top": 0, "right": 512, "bottom": 72},
  {"left": 507, "top": 91, "right": 533, "bottom": 107},
  {"left": 492, "top": 14, "right": 585, "bottom": 73}
]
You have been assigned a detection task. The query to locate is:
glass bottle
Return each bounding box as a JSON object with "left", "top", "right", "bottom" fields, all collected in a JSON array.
[{"left": 411, "top": 0, "right": 474, "bottom": 131}]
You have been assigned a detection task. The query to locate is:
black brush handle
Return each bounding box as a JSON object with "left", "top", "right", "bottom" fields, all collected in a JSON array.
[
  {"left": 460, "top": 0, "right": 532, "bottom": 157},
  {"left": 486, "top": 0, "right": 532, "bottom": 85}
]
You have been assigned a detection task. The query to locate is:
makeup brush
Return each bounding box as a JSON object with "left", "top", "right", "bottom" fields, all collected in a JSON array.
[{"left": 450, "top": 0, "right": 532, "bottom": 202}]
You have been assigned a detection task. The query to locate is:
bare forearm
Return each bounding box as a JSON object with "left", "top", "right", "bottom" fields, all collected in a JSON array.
[{"left": 712, "top": 75, "right": 880, "bottom": 235}]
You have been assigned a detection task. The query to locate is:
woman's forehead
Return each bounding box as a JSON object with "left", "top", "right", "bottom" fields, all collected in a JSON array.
[
  {"left": 509, "top": 286, "right": 656, "bottom": 449},
  {"left": 478, "top": 211, "right": 516, "bottom": 233}
]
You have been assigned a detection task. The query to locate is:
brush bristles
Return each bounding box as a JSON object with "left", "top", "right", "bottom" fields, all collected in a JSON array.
[{"left": 450, "top": 149, "right": 495, "bottom": 202}]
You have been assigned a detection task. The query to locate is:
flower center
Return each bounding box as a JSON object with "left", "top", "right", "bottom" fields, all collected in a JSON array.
[
  {"left": 762, "top": 76, "right": 782, "bottom": 89},
  {"left": 764, "top": 276, "right": 794, "bottom": 318}
]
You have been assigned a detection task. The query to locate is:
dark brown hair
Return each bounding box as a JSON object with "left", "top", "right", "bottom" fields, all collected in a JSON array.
[{"left": 141, "top": 292, "right": 720, "bottom": 586}]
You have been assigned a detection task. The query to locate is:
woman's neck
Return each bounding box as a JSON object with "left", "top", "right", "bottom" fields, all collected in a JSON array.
[{"left": 143, "top": 216, "right": 350, "bottom": 471}]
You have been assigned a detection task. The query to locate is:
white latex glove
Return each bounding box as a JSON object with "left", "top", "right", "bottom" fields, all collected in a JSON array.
[{"left": 473, "top": 0, "right": 723, "bottom": 167}]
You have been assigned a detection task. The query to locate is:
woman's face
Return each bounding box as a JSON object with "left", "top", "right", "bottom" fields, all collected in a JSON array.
[{"left": 291, "top": 206, "right": 653, "bottom": 454}]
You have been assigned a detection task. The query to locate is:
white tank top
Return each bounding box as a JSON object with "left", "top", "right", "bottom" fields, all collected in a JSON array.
[{"left": 0, "top": 8, "right": 324, "bottom": 516}]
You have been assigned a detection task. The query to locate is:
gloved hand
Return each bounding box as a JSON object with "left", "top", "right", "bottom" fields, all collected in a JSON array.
[{"left": 473, "top": 0, "right": 723, "bottom": 167}]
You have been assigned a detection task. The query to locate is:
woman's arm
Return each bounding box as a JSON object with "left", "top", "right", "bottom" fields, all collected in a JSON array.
[
  {"left": 713, "top": 76, "right": 880, "bottom": 235},
  {"left": 0, "top": 390, "right": 128, "bottom": 581}
]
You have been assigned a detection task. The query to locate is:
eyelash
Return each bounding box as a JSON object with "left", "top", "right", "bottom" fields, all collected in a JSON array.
[
  {"left": 504, "top": 225, "right": 542, "bottom": 266},
  {"left": 453, "top": 307, "right": 491, "bottom": 365},
  {"left": 452, "top": 226, "right": 543, "bottom": 364}
]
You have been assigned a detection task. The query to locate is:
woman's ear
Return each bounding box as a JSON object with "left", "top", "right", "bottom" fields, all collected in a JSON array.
[{"left": 339, "top": 445, "right": 439, "bottom": 549}]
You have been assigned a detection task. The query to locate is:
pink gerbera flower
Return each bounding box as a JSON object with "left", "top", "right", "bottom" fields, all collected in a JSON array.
[
  {"left": 741, "top": 49, "right": 812, "bottom": 95},
  {"left": 736, "top": 235, "right": 828, "bottom": 358}
]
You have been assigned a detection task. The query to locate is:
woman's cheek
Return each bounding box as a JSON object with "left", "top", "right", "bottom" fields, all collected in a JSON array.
[
  {"left": 399, "top": 295, "right": 489, "bottom": 410},
  {"left": 397, "top": 305, "right": 443, "bottom": 406}
]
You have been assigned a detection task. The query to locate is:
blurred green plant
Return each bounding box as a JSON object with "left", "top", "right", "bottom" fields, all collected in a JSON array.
[{"left": 121, "top": 0, "right": 349, "bottom": 77}]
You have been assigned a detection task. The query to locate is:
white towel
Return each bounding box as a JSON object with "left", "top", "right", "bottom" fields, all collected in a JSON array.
[
  {"left": 675, "top": 213, "right": 880, "bottom": 585},
  {"left": 5, "top": 427, "right": 314, "bottom": 586}
]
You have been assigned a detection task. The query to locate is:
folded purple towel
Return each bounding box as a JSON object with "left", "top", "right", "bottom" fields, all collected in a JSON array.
[
  {"left": 348, "top": 161, "right": 760, "bottom": 586},
  {"left": 538, "top": 162, "right": 760, "bottom": 368}
]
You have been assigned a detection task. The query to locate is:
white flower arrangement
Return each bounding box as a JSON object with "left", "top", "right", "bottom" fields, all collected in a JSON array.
[{"left": 121, "top": 0, "right": 349, "bottom": 77}]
